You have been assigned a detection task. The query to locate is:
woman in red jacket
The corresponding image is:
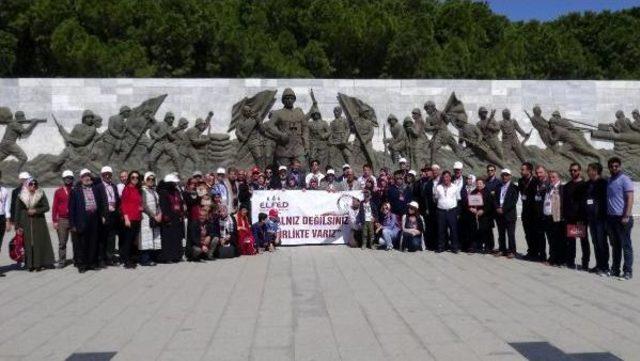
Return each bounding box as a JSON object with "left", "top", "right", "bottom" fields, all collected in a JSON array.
[{"left": 120, "top": 170, "right": 143, "bottom": 269}]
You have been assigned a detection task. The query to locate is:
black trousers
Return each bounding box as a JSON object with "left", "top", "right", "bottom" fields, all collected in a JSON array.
[
  {"left": 496, "top": 216, "right": 516, "bottom": 253},
  {"left": 437, "top": 208, "right": 459, "bottom": 251},
  {"left": 0, "top": 215, "right": 6, "bottom": 250},
  {"left": 121, "top": 220, "right": 140, "bottom": 265},
  {"left": 99, "top": 211, "right": 120, "bottom": 263},
  {"left": 566, "top": 224, "right": 590, "bottom": 268},
  {"left": 425, "top": 208, "right": 438, "bottom": 250},
  {"left": 77, "top": 212, "right": 100, "bottom": 269},
  {"left": 522, "top": 213, "right": 537, "bottom": 256},
  {"left": 544, "top": 216, "right": 565, "bottom": 265},
  {"left": 589, "top": 219, "right": 609, "bottom": 271}
]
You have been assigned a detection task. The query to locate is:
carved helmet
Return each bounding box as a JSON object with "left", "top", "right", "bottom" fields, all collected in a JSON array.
[
  {"left": 82, "top": 109, "right": 95, "bottom": 120},
  {"left": 282, "top": 88, "right": 296, "bottom": 100},
  {"left": 387, "top": 114, "right": 398, "bottom": 123},
  {"left": 423, "top": 100, "right": 436, "bottom": 110},
  {"left": 195, "top": 117, "right": 206, "bottom": 126},
  {"left": 119, "top": 105, "right": 131, "bottom": 114},
  {"left": 551, "top": 110, "right": 561, "bottom": 117},
  {"left": 164, "top": 111, "right": 175, "bottom": 121},
  {"left": 411, "top": 108, "right": 421, "bottom": 116},
  {"left": 478, "top": 106, "right": 488, "bottom": 114},
  {"left": 178, "top": 117, "right": 188, "bottom": 127},
  {"left": 14, "top": 110, "right": 25, "bottom": 119},
  {"left": 0, "top": 107, "right": 12, "bottom": 121}
]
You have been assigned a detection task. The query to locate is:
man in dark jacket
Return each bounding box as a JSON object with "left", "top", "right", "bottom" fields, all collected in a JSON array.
[
  {"left": 387, "top": 170, "right": 413, "bottom": 216},
  {"left": 519, "top": 162, "right": 540, "bottom": 260},
  {"left": 94, "top": 166, "right": 121, "bottom": 266},
  {"left": 562, "top": 163, "right": 590, "bottom": 270},
  {"left": 269, "top": 166, "right": 289, "bottom": 190},
  {"left": 69, "top": 169, "right": 104, "bottom": 273},
  {"left": 494, "top": 169, "right": 519, "bottom": 258},
  {"left": 585, "top": 162, "right": 609, "bottom": 275},
  {"left": 533, "top": 165, "right": 550, "bottom": 262}
]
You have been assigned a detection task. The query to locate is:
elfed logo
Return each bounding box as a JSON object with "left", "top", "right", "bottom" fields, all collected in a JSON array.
[{"left": 259, "top": 195, "right": 289, "bottom": 210}]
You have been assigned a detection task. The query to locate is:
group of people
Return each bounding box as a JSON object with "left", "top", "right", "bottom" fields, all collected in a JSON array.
[{"left": 0, "top": 155, "right": 634, "bottom": 281}]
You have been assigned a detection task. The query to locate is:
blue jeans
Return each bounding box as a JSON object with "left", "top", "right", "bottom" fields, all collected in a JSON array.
[
  {"left": 403, "top": 232, "right": 422, "bottom": 252},
  {"left": 588, "top": 219, "right": 608, "bottom": 271},
  {"left": 607, "top": 216, "right": 633, "bottom": 275},
  {"left": 380, "top": 228, "right": 399, "bottom": 249}
]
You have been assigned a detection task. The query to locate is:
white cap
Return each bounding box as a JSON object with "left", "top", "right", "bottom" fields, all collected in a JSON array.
[
  {"left": 163, "top": 173, "right": 180, "bottom": 183},
  {"left": 431, "top": 164, "right": 440, "bottom": 170},
  {"left": 216, "top": 167, "right": 226, "bottom": 174},
  {"left": 278, "top": 165, "right": 287, "bottom": 171},
  {"left": 62, "top": 170, "right": 74, "bottom": 178},
  {"left": 398, "top": 157, "right": 407, "bottom": 164},
  {"left": 408, "top": 201, "right": 419, "bottom": 210},
  {"left": 408, "top": 169, "right": 417, "bottom": 176},
  {"left": 453, "top": 161, "right": 463, "bottom": 170},
  {"left": 18, "top": 172, "right": 30, "bottom": 180},
  {"left": 100, "top": 166, "right": 113, "bottom": 174},
  {"left": 192, "top": 170, "right": 203, "bottom": 177},
  {"left": 80, "top": 168, "right": 92, "bottom": 177},
  {"left": 342, "top": 163, "right": 350, "bottom": 169},
  {"left": 326, "top": 169, "right": 335, "bottom": 175},
  {"left": 144, "top": 171, "right": 156, "bottom": 181},
  {"left": 501, "top": 168, "right": 512, "bottom": 175}
]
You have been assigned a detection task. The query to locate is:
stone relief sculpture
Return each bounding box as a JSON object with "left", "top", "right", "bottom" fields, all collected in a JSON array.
[
  {"left": 1, "top": 88, "right": 640, "bottom": 185},
  {"left": 0, "top": 108, "right": 45, "bottom": 172}
]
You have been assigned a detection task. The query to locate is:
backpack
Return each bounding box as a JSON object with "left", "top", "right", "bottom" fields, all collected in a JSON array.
[{"left": 9, "top": 232, "right": 25, "bottom": 263}]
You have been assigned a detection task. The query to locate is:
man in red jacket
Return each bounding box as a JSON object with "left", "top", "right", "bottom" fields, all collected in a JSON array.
[{"left": 52, "top": 170, "right": 75, "bottom": 268}]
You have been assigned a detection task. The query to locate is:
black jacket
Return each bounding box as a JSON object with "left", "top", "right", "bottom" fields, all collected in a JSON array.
[
  {"left": 518, "top": 175, "right": 538, "bottom": 217},
  {"left": 69, "top": 184, "right": 104, "bottom": 233},
  {"left": 562, "top": 179, "right": 587, "bottom": 223},
  {"left": 494, "top": 182, "right": 519, "bottom": 222},
  {"left": 585, "top": 178, "right": 608, "bottom": 221}
]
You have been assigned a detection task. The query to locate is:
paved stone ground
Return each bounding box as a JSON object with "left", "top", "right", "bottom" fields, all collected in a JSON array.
[{"left": 0, "top": 221, "right": 638, "bottom": 361}]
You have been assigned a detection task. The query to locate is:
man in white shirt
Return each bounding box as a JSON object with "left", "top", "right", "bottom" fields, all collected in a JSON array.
[
  {"left": 452, "top": 161, "right": 466, "bottom": 195},
  {"left": 116, "top": 170, "right": 128, "bottom": 196},
  {"left": 434, "top": 170, "right": 460, "bottom": 253},
  {"left": 0, "top": 171, "right": 11, "bottom": 277},
  {"left": 357, "top": 163, "right": 377, "bottom": 188},
  {"left": 305, "top": 159, "right": 324, "bottom": 187}
]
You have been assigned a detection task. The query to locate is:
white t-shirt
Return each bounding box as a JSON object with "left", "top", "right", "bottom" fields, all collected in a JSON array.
[
  {"left": 435, "top": 183, "right": 460, "bottom": 210},
  {"left": 357, "top": 174, "right": 377, "bottom": 188},
  {"left": 305, "top": 172, "right": 324, "bottom": 186},
  {"left": 362, "top": 201, "right": 373, "bottom": 221}
]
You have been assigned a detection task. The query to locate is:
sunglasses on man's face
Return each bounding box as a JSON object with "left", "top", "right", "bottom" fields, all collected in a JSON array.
[{"left": 28, "top": 182, "right": 37, "bottom": 187}]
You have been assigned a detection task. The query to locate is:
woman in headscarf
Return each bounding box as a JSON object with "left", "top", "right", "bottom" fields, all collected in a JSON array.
[
  {"left": 157, "top": 173, "right": 185, "bottom": 263},
  {"left": 14, "top": 177, "right": 54, "bottom": 271},
  {"left": 120, "top": 170, "right": 143, "bottom": 269},
  {"left": 140, "top": 172, "right": 161, "bottom": 266}
]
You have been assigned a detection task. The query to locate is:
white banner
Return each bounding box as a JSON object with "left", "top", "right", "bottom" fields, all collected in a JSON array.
[{"left": 251, "top": 190, "right": 363, "bottom": 245}]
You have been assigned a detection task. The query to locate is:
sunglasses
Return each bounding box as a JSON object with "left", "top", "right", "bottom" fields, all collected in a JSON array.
[
  {"left": 131, "top": 176, "right": 139, "bottom": 180},
  {"left": 28, "top": 182, "right": 38, "bottom": 187}
]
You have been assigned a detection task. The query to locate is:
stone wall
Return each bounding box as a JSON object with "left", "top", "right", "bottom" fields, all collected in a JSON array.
[{"left": 1, "top": 78, "right": 639, "bottom": 160}]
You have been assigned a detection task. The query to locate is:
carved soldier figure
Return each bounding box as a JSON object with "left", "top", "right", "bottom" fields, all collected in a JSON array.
[
  {"left": 174, "top": 117, "right": 190, "bottom": 158},
  {"left": 452, "top": 115, "right": 504, "bottom": 169},
  {"left": 424, "top": 100, "right": 462, "bottom": 165},
  {"left": 54, "top": 109, "right": 99, "bottom": 167},
  {"left": 235, "top": 106, "right": 265, "bottom": 169},
  {"left": 527, "top": 105, "right": 556, "bottom": 152},
  {"left": 549, "top": 110, "right": 581, "bottom": 132},
  {"left": 261, "top": 111, "right": 277, "bottom": 167},
  {"left": 476, "top": 106, "right": 503, "bottom": 159},
  {"left": 266, "top": 88, "right": 309, "bottom": 166},
  {"left": 149, "top": 112, "right": 181, "bottom": 172},
  {"left": 0, "top": 108, "right": 44, "bottom": 172},
  {"left": 384, "top": 114, "right": 407, "bottom": 164},
  {"left": 499, "top": 108, "right": 529, "bottom": 163},
  {"left": 183, "top": 117, "right": 212, "bottom": 169},
  {"left": 100, "top": 105, "right": 130, "bottom": 159},
  {"left": 405, "top": 108, "right": 429, "bottom": 168},
  {"left": 610, "top": 110, "right": 640, "bottom": 133},
  {"left": 122, "top": 108, "right": 154, "bottom": 159},
  {"left": 549, "top": 121, "right": 604, "bottom": 164},
  {"left": 307, "top": 107, "right": 330, "bottom": 167},
  {"left": 632, "top": 109, "right": 640, "bottom": 131},
  {"left": 328, "top": 106, "right": 351, "bottom": 165}
]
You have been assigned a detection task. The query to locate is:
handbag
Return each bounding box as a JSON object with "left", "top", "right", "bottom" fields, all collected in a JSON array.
[
  {"left": 9, "top": 232, "right": 25, "bottom": 263},
  {"left": 566, "top": 224, "right": 586, "bottom": 238}
]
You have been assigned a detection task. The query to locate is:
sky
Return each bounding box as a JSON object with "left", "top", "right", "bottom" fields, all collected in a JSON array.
[{"left": 484, "top": 0, "right": 640, "bottom": 21}]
